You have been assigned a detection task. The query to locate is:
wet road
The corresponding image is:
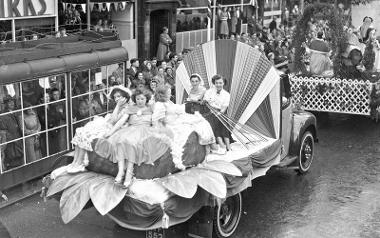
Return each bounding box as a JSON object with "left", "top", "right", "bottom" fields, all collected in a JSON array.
[
  {"left": 236, "top": 113, "right": 380, "bottom": 238},
  {"left": 1, "top": 113, "right": 380, "bottom": 238}
]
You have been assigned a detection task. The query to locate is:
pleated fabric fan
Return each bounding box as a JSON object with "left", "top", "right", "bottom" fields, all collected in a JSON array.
[{"left": 176, "top": 40, "right": 281, "bottom": 147}]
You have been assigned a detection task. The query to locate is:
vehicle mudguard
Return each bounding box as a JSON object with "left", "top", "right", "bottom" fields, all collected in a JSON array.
[{"left": 288, "top": 110, "right": 317, "bottom": 156}]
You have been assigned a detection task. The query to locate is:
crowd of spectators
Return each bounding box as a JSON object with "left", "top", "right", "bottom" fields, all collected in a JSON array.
[{"left": 119, "top": 55, "right": 183, "bottom": 103}]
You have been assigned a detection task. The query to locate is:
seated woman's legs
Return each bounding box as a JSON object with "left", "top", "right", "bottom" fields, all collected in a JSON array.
[
  {"left": 67, "top": 147, "right": 88, "bottom": 173},
  {"left": 216, "top": 137, "right": 226, "bottom": 149},
  {"left": 115, "top": 159, "right": 125, "bottom": 184},
  {"left": 224, "top": 137, "right": 231, "bottom": 151},
  {"left": 124, "top": 161, "right": 134, "bottom": 188}
]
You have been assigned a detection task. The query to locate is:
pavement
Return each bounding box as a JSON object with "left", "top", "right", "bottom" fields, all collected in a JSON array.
[{"left": 0, "top": 112, "right": 380, "bottom": 238}]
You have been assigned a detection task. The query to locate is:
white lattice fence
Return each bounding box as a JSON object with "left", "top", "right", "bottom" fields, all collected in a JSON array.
[{"left": 290, "top": 75, "right": 374, "bottom": 116}]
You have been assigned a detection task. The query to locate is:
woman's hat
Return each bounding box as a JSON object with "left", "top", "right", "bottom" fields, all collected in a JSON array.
[{"left": 107, "top": 85, "right": 132, "bottom": 99}]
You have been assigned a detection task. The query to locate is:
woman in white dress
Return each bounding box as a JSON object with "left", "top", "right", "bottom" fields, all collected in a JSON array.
[{"left": 152, "top": 85, "right": 216, "bottom": 170}]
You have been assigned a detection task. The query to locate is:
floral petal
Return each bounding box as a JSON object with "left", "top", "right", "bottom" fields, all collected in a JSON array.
[
  {"left": 158, "top": 170, "right": 198, "bottom": 198},
  {"left": 89, "top": 176, "right": 128, "bottom": 215},
  {"left": 192, "top": 168, "right": 227, "bottom": 198},
  {"left": 59, "top": 178, "right": 92, "bottom": 224},
  {"left": 47, "top": 172, "right": 98, "bottom": 197}
]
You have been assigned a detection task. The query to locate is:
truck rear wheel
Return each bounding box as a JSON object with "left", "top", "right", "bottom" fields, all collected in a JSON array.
[{"left": 213, "top": 193, "right": 242, "bottom": 238}]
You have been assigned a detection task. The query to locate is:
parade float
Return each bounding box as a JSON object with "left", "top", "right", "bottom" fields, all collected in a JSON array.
[
  {"left": 43, "top": 40, "right": 317, "bottom": 238},
  {"left": 290, "top": 3, "right": 380, "bottom": 120}
]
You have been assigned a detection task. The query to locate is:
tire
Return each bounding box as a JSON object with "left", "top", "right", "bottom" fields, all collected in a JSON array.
[
  {"left": 296, "top": 131, "right": 314, "bottom": 174},
  {"left": 213, "top": 193, "right": 242, "bottom": 238}
]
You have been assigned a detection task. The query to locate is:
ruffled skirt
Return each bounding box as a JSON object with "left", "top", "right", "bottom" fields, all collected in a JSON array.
[
  {"left": 163, "top": 113, "right": 215, "bottom": 170},
  {"left": 71, "top": 116, "right": 112, "bottom": 151}
]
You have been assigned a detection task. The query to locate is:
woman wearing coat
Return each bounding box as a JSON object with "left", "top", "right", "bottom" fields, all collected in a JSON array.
[{"left": 156, "top": 27, "right": 172, "bottom": 61}]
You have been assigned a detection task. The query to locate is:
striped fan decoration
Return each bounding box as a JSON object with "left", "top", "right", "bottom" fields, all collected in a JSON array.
[{"left": 176, "top": 40, "right": 281, "bottom": 145}]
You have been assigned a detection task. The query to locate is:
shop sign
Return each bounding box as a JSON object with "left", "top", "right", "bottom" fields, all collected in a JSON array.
[{"left": 0, "top": 0, "right": 56, "bottom": 19}]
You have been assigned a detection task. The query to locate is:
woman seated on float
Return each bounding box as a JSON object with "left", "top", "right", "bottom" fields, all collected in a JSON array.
[
  {"left": 67, "top": 85, "right": 131, "bottom": 173},
  {"left": 185, "top": 73, "right": 207, "bottom": 114},
  {"left": 203, "top": 74, "right": 232, "bottom": 153},
  {"left": 152, "top": 85, "right": 217, "bottom": 166},
  {"left": 95, "top": 89, "right": 171, "bottom": 187}
]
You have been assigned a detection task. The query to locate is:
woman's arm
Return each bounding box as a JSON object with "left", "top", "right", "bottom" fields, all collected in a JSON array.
[
  {"left": 108, "top": 98, "right": 127, "bottom": 124},
  {"left": 104, "top": 114, "right": 129, "bottom": 138},
  {"left": 108, "top": 105, "right": 120, "bottom": 124},
  {"left": 219, "top": 93, "right": 231, "bottom": 114}
]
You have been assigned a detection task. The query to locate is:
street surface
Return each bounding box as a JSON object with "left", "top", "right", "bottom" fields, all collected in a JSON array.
[{"left": 1, "top": 113, "right": 380, "bottom": 238}]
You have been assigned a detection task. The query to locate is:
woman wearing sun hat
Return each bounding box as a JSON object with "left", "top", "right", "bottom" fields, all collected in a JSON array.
[{"left": 67, "top": 85, "right": 132, "bottom": 173}]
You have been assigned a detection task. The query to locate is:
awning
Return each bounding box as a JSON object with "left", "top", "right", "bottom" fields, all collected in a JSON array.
[{"left": 0, "top": 47, "right": 128, "bottom": 84}]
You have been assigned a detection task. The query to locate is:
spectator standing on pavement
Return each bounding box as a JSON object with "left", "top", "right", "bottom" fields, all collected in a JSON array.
[
  {"left": 269, "top": 16, "right": 278, "bottom": 33},
  {"left": 142, "top": 61, "right": 154, "bottom": 85},
  {"left": 219, "top": 7, "right": 229, "bottom": 39},
  {"left": 157, "top": 27, "right": 172, "bottom": 61},
  {"left": 126, "top": 58, "right": 139, "bottom": 78}
]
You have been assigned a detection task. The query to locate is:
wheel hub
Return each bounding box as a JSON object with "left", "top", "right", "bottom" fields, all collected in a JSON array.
[
  {"left": 220, "top": 203, "right": 232, "bottom": 226},
  {"left": 301, "top": 138, "right": 313, "bottom": 165}
]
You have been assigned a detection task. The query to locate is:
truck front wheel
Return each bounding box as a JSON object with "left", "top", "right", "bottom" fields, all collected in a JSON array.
[{"left": 296, "top": 131, "right": 315, "bottom": 174}]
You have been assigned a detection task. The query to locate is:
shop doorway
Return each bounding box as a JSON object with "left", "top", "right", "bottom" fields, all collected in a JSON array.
[{"left": 150, "top": 9, "right": 170, "bottom": 58}]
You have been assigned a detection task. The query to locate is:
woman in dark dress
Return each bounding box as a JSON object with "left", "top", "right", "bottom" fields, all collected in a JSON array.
[{"left": 203, "top": 74, "right": 232, "bottom": 152}]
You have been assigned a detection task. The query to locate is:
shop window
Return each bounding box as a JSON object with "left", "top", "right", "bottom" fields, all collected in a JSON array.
[
  {"left": 176, "top": 9, "right": 211, "bottom": 32},
  {"left": 58, "top": 3, "right": 87, "bottom": 34},
  {"left": 0, "top": 20, "right": 12, "bottom": 43},
  {"left": 15, "top": 17, "right": 55, "bottom": 41}
]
